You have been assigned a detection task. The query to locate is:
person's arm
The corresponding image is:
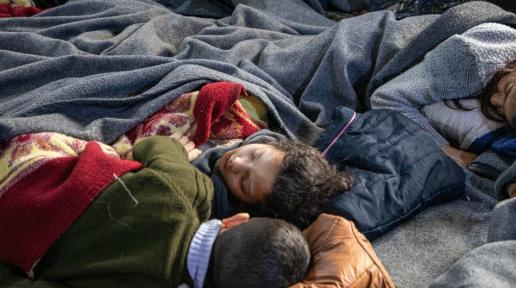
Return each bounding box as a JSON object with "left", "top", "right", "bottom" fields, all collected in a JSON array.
[
  {"left": 132, "top": 135, "right": 212, "bottom": 220},
  {"left": 440, "top": 144, "right": 477, "bottom": 168}
]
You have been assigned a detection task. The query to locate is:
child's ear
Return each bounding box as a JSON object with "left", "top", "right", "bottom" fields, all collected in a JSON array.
[{"left": 221, "top": 213, "right": 250, "bottom": 229}]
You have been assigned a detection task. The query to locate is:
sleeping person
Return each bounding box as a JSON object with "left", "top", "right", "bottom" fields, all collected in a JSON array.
[
  {"left": 208, "top": 137, "right": 354, "bottom": 229},
  {"left": 370, "top": 22, "right": 516, "bottom": 199},
  {"left": 0, "top": 134, "right": 311, "bottom": 288},
  {"left": 112, "top": 81, "right": 354, "bottom": 229},
  {"left": 421, "top": 58, "right": 516, "bottom": 163}
]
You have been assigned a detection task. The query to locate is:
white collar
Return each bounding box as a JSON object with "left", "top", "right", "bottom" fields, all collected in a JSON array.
[{"left": 187, "top": 219, "right": 222, "bottom": 288}]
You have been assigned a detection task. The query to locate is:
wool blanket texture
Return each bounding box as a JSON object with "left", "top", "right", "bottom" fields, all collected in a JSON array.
[{"left": 1, "top": 0, "right": 516, "bottom": 286}]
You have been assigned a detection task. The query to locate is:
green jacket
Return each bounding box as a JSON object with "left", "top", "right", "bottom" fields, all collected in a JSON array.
[{"left": 0, "top": 136, "right": 213, "bottom": 288}]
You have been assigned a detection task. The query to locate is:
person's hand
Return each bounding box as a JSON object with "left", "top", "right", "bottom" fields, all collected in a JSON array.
[
  {"left": 220, "top": 213, "right": 250, "bottom": 233},
  {"left": 170, "top": 131, "right": 201, "bottom": 162},
  {"left": 441, "top": 144, "right": 477, "bottom": 168}
]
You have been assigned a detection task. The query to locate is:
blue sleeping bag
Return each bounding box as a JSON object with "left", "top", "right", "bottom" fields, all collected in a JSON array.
[{"left": 315, "top": 107, "right": 465, "bottom": 240}]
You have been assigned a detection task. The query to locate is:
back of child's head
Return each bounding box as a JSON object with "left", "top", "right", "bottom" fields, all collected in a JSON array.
[
  {"left": 210, "top": 217, "right": 310, "bottom": 288},
  {"left": 262, "top": 140, "right": 353, "bottom": 229}
]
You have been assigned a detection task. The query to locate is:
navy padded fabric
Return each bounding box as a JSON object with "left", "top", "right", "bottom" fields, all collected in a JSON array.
[{"left": 315, "top": 107, "right": 465, "bottom": 240}]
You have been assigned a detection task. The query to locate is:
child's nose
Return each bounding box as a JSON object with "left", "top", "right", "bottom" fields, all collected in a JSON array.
[{"left": 230, "top": 156, "right": 249, "bottom": 172}]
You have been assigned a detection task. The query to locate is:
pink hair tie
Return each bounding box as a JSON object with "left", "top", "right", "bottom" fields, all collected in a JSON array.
[{"left": 321, "top": 112, "right": 357, "bottom": 157}]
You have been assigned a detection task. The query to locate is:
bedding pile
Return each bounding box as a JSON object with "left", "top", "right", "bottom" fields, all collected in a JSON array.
[{"left": 0, "top": 0, "right": 515, "bottom": 286}]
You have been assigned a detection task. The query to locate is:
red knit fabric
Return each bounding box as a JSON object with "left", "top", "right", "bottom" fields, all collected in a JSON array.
[
  {"left": 0, "top": 3, "right": 11, "bottom": 17},
  {"left": 0, "top": 142, "right": 141, "bottom": 273},
  {"left": 11, "top": 5, "right": 41, "bottom": 17},
  {"left": 192, "top": 82, "right": 260, "bottom": 146},
  {"left": 0, "top": 4, "right": 41, "bottom": 17}
]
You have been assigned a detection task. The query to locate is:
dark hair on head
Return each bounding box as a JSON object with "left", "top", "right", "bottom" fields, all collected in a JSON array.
[
  {"left": 479, "top": 59, "right": 516, "bottom": 128},
  {"left": 209, "top": 218, "right": 310, "bottom": 288},
  {"left": 261, "top": 140, "right": 353, "bottom": 229},
  {"left": 444, "top": 99, "right": 476, "bottom": 112}
]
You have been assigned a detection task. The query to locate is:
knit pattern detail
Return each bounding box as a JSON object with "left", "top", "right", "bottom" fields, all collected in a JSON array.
[{"left": 187, "top": 219, "right": 222, "bottom": 288}]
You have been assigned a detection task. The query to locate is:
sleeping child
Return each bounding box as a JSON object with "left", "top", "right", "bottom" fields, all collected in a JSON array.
[
  {"left": 370, "top": 22, "right": 516, "bottom": 199},
  {"left": 371, "top": 23, "right": 516, "bottom": 161},
  {"left": 0, "top": 135, "right": 310, "bottom": 288},
  {"left": 113, "top": 81, "right": 354, "bottom": 229},
  {"left": 206, "top": 136, "right": 354, "bottom": 229}
]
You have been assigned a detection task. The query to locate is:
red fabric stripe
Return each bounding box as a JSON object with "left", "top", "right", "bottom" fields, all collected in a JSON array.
[
  {"left": 0, "top": 4, "right": 41, "bottom": 17},
  {"left": 11, "top": 5, "right": 41, "bottom": 17},
  {"left": 0, "top": 142, "right": 141, "bottom": 272}
]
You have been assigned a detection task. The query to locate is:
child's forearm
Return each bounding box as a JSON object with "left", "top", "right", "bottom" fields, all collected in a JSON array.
[{"left": 440, "top": 144, "right": 476, "bottom": 168}]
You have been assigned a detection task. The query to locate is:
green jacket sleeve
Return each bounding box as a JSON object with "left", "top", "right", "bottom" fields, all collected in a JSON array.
[
  {"left": 133, "top": 136, "right": 190, "bottom": 167},
  {"left": 28, "top": 136, "right": 214, "bottom": 288},
  {"left": 132, "top": 136, "right": 213, "bottom": 220}
]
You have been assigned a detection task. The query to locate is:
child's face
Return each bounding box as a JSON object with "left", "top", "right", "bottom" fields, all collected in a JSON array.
[
  {"left": 218, "top": 144, "right": 285, "bottom": 204},
  {"left": 490, "top": 70, "right": 516, "bottom": 128}
]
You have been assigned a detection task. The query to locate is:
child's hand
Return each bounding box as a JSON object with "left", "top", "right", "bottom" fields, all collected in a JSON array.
[
  {"left": 441, "top": 144, "right": 476, "bottom": 168},
  {"left": 170, "top": 132, "right": 201, "bottom": 162}
]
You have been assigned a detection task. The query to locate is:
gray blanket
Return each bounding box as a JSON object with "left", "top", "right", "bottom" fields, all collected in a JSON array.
[
  {"left": 1, "top": 0, "right": 515, "bottom": 287},
  {"left": 1, "top": 0, "right": 515, "bottom": 144}
]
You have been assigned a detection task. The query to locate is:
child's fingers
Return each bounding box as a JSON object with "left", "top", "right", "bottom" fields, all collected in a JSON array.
[
  {"left": 183, "top": 141, "right": 195, "bottom": 152},
  {"left": 188, "top": 148, "right": 201, "bottom": 162},
  {"left": 170, "top": 132, "right": 195, "bottom": 156},
  {"left": 170, "top": 131, "right": 183, "bottom": 140},
  {"left": 177, "top": 136, "right": 190, "bottom": 146}
]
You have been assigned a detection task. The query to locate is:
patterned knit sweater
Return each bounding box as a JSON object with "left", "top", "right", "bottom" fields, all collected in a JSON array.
[{"left": 5, "top": 136, "right": 213, "bottom": 288}]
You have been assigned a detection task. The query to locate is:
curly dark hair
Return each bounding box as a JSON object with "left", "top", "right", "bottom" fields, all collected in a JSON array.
[{"left": 260, "top": 140, "right": 353, "bottom": 229}]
